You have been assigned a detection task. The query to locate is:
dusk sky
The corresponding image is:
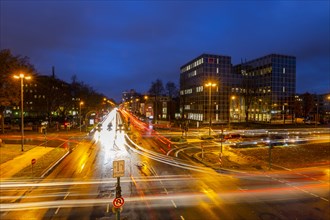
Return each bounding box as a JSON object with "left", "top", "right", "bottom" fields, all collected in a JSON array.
[{"left": 1, "top": 1, "right": 329, "bottom": 102}]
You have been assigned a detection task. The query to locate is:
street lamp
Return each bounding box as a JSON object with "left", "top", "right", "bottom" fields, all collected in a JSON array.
[
  {"left": 205, "top": 82, "right": 217, "bottom": 136},
  {"left": 79, "top": 101, "right": 84, "bottom": 132},
  {"left": 13, "top": 73, "right": 31, "bottom": 151}
]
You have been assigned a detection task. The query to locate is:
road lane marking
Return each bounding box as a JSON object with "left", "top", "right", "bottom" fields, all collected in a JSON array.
[
  {"left": 55, "top": 192, "right": 70, "bottom": 214},
  {"left": 55, "top": 207, "right": 60, "bottom": 215},
  {"left": 64, "top": 192, "right": 70, "bottom": 199},
  {"left": 269, "top": 175, "right": 329, "bottom": 203},
  {"left": 171, "top": 200, "right": 177, "bottom": 208},
  {"left": 321, "top": 197, "right": 329, "bottom": 202}
]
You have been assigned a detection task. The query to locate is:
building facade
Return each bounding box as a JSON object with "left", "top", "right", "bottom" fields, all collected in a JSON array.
[
  {"left": 235, "top": 54, "right": 296, "bottom": 123},
  {"left": 180, "top": 53, "right": 296, "bottom": 124},
  {"left": 180, "top": 54, "right": 239, "bottom": 124}
]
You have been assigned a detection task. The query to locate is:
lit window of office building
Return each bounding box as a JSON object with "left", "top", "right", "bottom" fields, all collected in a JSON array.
[
  {"left": 180, "top": 53, "right": 296, "bottom": 124},
  {"left": 180, "top": 54, "right": 237, "bottom": 124}
]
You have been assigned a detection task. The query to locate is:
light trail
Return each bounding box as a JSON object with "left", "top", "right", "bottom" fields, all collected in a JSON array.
[
  {"left": 124, "top": 133, "right": 221, "bottom": 174},
  {"left": 0, "top": 175, "right": 197, "bottom": 189},
  {"left": 1, "top": 182, "right": 328, "bottom": 212}
]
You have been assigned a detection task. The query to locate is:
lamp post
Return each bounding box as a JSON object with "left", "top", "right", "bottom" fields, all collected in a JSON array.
[
  {"left": 13, "top": 73, "right": 31, "bottom": 151},
  {"left": 229, "top": 96, "right": 236, "bottom": 128},
  {"left": 205, "top": 82, "right": 217, "bottom": 136},
  {"left": 315, "top": 95, "right": 319, "bottom": 128},
  {"left": 283, "top": 103, "right": 288, "bottom": 124},
  {"left": 258, "top": 99, "right": 263, "bottom": 122},
  {"left": 79, "top": 101, "right": 84, "bottom": 132}
]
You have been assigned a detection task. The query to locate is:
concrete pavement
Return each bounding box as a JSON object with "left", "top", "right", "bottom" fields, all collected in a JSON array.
[
  {"left": 0, "top": 146, "right": 53, "bottom": 180},
  {"left": 0, "top": 128, "right": 86, "bottom": 180}
]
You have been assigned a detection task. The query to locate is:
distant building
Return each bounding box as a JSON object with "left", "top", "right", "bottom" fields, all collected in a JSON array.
[
  {"left": 11, "top": 75, "right": 71, "bottom": 122},
  {"left": 122, "top": 89, "right": 140, "bottom": 103},
  {"left": 121, "top": 89, "right": 141, "bottom": 114},
  {"left": 122, "top": 92, "right": 177, "bottom": 122},
  {"left": 321, "top": 93, "right": 330, "bottom": 123},
  {"left": 180, "top": 53, "right": 296, "bottom": 124}
]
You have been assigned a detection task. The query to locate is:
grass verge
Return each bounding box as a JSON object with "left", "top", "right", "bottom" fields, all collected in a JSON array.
[{"left": 13, "top": 147, "right": 68, "bottom": 178}]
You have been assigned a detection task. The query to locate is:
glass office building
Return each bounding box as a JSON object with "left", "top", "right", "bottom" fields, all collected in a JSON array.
[{"left": 180, "top": 53, "right": 296, "bottom": 124}]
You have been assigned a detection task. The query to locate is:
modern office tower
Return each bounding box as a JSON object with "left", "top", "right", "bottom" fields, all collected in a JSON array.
[
  {"left": 234, "top": 54, "right": 296, "bottom": 123},
  {"left": 180, "top": 54, "right": 237, "bottom": 125},
  {"left": 180, "top": 53, "right": 296, "bottom": 124}
]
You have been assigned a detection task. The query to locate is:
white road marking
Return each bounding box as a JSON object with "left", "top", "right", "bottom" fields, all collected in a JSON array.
[
  {"left": 55, "top": 192, "right": 70, "bottom": 214},
  {"left": 171, "top": 199, "right": 177, "bottom": 208}
]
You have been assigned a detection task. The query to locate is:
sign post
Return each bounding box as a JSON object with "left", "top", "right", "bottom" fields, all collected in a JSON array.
[
  {"left": 201, "top": 142, "right": 204, "bottom": 160},
  {"left": 31, "top": 158, "right": 36, "bottom": 176},
  {"left": 113, "top": 160, "right": 125, "bottom": 220}
]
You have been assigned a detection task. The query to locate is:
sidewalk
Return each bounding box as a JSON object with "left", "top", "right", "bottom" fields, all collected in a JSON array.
[
  {"left": 0, "top": 146, "right": 53, "bottom": 180},
  {"left": 0, "top": 129, "right": 85, "bottom": 180}
]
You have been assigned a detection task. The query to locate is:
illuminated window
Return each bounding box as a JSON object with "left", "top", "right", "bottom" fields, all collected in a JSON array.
[
  {"left": 196, "top": 86, "right": 203, "bottom": 92},
  {"left": 185, "top": 89, "right": 192, "bottom": 94}
]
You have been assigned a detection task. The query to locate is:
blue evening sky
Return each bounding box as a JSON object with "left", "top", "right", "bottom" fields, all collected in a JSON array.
[{"left": 1, "top": 1, "right": 329, "bottom": 102}]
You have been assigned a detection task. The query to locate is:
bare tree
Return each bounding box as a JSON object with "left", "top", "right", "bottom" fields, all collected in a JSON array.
[
  {"left": 0, "top": 49, "right": 36, "bottom": 133},
  {"left": 148, "top": 79, "right": 165, "bottom": 122},
  {"left": 165, "top": 81, "right": 178, "bottom": 98},
  {"left": 301, "top": 93, "right": 315, "bottom": 119},
  {"left": 148, "top": 79, "right": 165, "bottom": 96}
]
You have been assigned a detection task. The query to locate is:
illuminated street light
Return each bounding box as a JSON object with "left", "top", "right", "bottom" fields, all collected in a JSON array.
[
  {"left": 205, "top": 82, "right": 217, "bottom": 136},
  {"left": 13, "top": 73, "right": 31, "bottom": 151},
  {"left": 79, "top": 101, "right": 84, "bottom": 132}
]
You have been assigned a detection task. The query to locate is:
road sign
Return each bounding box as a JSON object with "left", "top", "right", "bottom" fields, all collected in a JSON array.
[
  {"left": 31, "top": 158, "right": 36, "bottom": 165},
  {"left": 113, "top": 160, "right": 125, "bottom": 177},
  {"left": 113, "top": 197, "right": 125, "bottom": 208}
]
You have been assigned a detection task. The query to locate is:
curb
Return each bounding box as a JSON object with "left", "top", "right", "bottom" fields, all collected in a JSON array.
[{"left": 41, "top": 150, "right": 71, "bottom": 178}]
